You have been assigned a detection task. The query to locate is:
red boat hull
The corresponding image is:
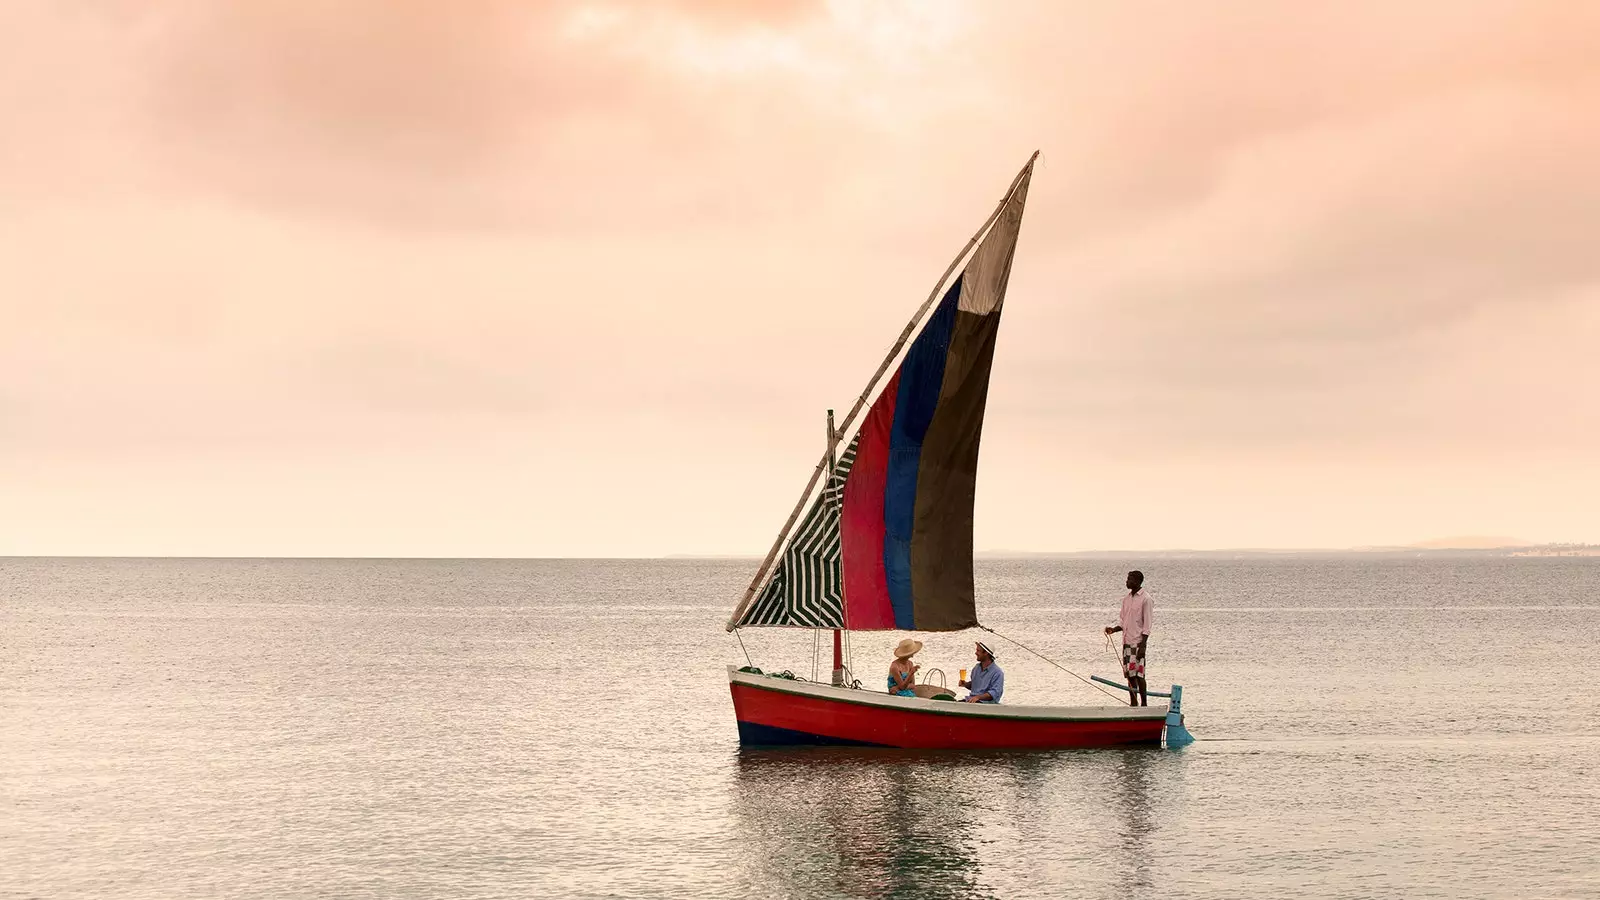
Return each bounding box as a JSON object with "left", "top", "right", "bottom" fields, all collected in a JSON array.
[{"left": 729, "top": 669, "right": 1166, "bottom": 749}]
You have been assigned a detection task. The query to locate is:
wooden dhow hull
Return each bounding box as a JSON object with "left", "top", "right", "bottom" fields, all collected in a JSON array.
[{"left": 729, "top": 666, "right": 1170, "bottom": 750}]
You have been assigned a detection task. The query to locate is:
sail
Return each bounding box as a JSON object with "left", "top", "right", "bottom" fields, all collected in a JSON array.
[
  {"left": 840, "top": 167, "right": 1031, "bottom": 631},
  {"left": 736, "top": 435, "right": 860, "bottom": 628},
  {"left": 730, "top": 156, "right": 1033, "bottom": 632}
]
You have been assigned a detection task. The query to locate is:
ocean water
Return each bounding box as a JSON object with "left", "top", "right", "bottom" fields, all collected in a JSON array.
[{"left": 3, "top": 556, "right": 1598, "bottom": 899}]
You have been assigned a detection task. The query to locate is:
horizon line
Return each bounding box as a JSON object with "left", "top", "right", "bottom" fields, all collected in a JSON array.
[{"left": 5, "top": 542, "right": 1598, "bottom": 562}]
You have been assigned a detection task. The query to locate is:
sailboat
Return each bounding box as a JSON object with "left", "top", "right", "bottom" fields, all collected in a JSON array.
[{"left": 724, "top": 152, "right": 1193, "bottom": 750}]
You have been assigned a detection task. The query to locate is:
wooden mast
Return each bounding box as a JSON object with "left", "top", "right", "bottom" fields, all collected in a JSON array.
[
  {"left": 826, "top": 408, "right": 845, "bottom": 685},
  {"left": 725, "top": 150, "right": 1039, "bottom": 631}
]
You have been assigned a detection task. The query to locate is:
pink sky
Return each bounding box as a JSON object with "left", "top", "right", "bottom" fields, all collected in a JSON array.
[{"left": 3, "top": 0, "right": 1598, "bottom": 556}]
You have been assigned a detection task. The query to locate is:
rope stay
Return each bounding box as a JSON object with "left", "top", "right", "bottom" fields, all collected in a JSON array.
[
  {"left": 733, "top": 627, "right": 753, "bottom": 668},
  {"left": 976, "top": 624, "right": 1127, "bottom": 703}
]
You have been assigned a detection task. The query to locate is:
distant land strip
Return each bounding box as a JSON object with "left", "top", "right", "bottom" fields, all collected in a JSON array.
[{"left": 669, "top": 543, "right": 1600, "bottom": 560}]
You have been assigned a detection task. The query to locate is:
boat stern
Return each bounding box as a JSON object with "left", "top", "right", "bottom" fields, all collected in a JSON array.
[{"left": 1163, "top": 683, "right": 1195, "bottom": 748}]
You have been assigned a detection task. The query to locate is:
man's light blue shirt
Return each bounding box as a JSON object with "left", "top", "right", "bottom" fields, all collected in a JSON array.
[{"left": 968, "top": 661, "right": 1004, "bottom": 703}]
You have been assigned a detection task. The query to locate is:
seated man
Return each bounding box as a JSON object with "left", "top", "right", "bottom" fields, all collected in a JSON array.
[{"left": 958, "top": 641, "right": 1004, "bottom": 703}]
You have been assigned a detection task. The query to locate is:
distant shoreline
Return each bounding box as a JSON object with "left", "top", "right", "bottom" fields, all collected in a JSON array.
[
  {"left": 975, "top": 545, "right": 1600, "bottom": 559},
  {"left": 6, "top": 545, "right": 1595, "bottom": 561},
  {"left": 669, "top": 545, "right": 1600, "bottom": 561}
]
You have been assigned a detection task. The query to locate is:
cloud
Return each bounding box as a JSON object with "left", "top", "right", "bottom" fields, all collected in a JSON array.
[
  {"left": 929, "top": 2, "right": 1600, "bottom": 456},
  {"left": 5, "top": 0, "right": 978, "bottom": 235},
  {"left": 3, "top": 0, "right": 1598, "bottom": 552}
]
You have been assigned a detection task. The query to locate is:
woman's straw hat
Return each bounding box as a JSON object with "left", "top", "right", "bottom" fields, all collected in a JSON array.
[{"left": 893, "top": 638, "right": 923, "bottom": 659}]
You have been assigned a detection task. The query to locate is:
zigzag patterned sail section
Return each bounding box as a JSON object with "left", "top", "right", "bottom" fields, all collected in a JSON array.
[{"left": 737, "top": 434, "right": 860, "bottom": 628}]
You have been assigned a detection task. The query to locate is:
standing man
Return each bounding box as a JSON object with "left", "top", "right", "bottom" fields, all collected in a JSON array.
[
  {"left": 1104, "top": 570, "right": 1153, "bottom": 707},
  {"left": 958, "top": 641, "right": 1004, "bottom": 703}
]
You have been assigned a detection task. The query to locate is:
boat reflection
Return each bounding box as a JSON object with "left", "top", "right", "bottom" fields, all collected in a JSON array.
[
  {"left": 731, "top": 749, "right": 999, "bottom": 899},
  {"left": 728, "top": 746, "right": 1177, "bottom": 899},
  {"left": 1107, "top": 747, "right": 1159, "bottom": 896}
]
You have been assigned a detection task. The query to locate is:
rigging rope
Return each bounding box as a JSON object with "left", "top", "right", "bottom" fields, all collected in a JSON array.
[
  {"left": 976, "top": 624, "right": 1127, "bottom": 703},
  {"left": 1103, "top": 631, "right": 1134, "bottom": 694},
  {"left": 733, "top": 627, "right": 753, "bottom": 668},
  {"left": 1104, "top": 629, "right": 1124, "bottom": 669}
]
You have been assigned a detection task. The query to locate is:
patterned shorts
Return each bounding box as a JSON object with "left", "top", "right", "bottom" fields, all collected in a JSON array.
[{"left": 1122, "top": 642, "right": 1147, "bottom": 679}]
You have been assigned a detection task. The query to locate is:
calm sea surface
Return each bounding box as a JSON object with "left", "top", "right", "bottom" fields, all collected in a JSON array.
[{"left": 4, "top": 557, "right": 1599, "bottom": 899}]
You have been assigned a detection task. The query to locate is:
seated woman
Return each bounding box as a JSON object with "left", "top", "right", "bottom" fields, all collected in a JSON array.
[{"left": 887, "top": 638, "right": 923, "bottom": 696}]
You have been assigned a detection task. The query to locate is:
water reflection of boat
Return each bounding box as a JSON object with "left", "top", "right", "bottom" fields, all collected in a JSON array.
[
  {"left": 722, "top": 153, "right": 1194, "bottom": 750},
  {"left": 729, "top": 747, "right": 1180, "bottom": 898},
  {"left": 730, "top": 750, "right": 998, "bottom": 899}
]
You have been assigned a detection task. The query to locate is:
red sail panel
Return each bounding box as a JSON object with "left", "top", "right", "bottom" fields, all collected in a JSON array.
[{"left": 839, "top": 370, "right": 898, "bottom": 630}]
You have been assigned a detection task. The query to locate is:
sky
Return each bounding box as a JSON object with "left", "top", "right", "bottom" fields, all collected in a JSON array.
[{"left": 3, "top": 0, "right": 1598, "bottom": 556}]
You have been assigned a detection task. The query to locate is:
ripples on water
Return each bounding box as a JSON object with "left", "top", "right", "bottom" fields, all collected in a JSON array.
[{"left": 3, "top": 557, "right": 1598, "bottom": 898}]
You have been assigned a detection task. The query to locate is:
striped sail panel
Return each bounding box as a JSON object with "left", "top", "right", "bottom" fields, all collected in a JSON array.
[
  {"left": 838, "top": 168, "right": 1031, "bottom": 632},
  {"left": 737, "top": 435, "right": 859, "bottom": 628}
]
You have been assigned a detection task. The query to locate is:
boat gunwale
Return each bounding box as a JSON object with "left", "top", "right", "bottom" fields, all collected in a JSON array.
[{"left": 728, "top": 666, "right": 1168, "bottom": 723}]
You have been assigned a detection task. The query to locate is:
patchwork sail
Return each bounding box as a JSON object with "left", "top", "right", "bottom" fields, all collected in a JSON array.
[
  {"left": 731, "top": 157, "right": 1033, "bottom": 632},
  {"left": 840, "top": 167, "right": 1030, "bottom": 631}
]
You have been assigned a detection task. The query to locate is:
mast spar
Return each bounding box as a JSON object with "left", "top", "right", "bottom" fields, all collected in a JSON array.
[{"left": 825, "top": 408, "right": 845, "bottom": 685}]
